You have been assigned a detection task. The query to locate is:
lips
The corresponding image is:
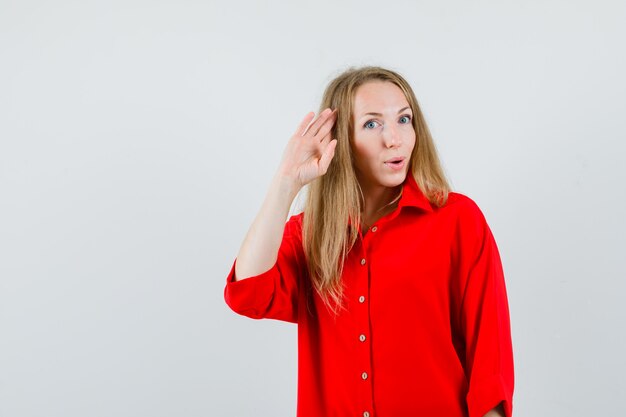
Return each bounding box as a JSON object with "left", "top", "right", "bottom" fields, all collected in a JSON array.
[{"left": 384, "top": 157, "right": 406, "bottom": 171}]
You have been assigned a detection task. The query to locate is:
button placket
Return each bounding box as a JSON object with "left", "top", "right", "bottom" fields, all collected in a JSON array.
[{"left": 355, "top": 242, "right": 373, "bottom": 416}]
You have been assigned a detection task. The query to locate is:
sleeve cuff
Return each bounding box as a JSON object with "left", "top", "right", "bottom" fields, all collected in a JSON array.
[
  {"left": 223, "top": 259, "right": 280, "bottom": 319},
  {"left": 466, "top": 374, "right": 513, "bottom": 417}
]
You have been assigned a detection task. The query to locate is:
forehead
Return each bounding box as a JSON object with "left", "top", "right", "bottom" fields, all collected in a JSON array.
[{"left": 352, "top": 81, "right": 409, "bottom": 114}]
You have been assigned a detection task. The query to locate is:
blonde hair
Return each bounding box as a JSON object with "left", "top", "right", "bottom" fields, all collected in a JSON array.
[{"left": 302, "top": 66, "right": 450, "bottom": 314}]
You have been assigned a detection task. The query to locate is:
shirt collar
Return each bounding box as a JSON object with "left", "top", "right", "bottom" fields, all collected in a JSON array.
[
  {"left": 398, "top": 174, "right": 434, "bottom": 213},
  {"left": 348, "top": 174, "right": 434, "bottom": 231}
]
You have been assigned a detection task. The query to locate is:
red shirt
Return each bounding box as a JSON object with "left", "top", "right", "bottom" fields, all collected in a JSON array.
[{"left": 224, "top": 174, "right": 514, "bottom": 417}]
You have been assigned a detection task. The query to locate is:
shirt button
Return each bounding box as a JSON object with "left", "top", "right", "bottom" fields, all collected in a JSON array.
[
  {"left": 358, "top": 296, "right": 365, "bottom": 303},
  {"left": 359, "top": 334, "right": 366, "bottom": 342},
  {"left": 361, "top": 372, "right": 368, "bottom": 380},
  {"left": 363, "top": 412, "right": 371, "bottom": 417},
  {"left": 371, "top": 226, "right": 378, "bottom": 232},
  {"left": 360, "top": 258, "right": 366, "bottom": 265}
]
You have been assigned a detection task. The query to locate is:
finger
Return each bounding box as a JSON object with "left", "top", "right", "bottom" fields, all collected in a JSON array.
[
  {"left": 319, "top": 130, "right": 332, "bottom": 147},
  {"left": 315, "top": 111, "right": 337, "bottom": 141},
  {"left": 295, "top": 112, "right": 316, "bottom": 137},
  {"left": 318, "top": 139, "right": 337, "bottom": 175},
  {"left": 305, "top": 108, "right": 333, "bottom": 137},
  {"left": 313, "top": 108, "right": 337, "bottom": 137}
]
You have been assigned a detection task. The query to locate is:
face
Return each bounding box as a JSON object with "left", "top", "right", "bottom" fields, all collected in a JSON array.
[{"left": 351, "top": 81, "right": 416, "bottom": 194}]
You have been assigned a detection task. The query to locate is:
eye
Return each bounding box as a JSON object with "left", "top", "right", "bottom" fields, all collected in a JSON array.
[
  {"left": 399, "top": 115, "right": 412, "bottom": 124},
  {"left": 364, "top": 120, "right": 379, "bottom": 130}
]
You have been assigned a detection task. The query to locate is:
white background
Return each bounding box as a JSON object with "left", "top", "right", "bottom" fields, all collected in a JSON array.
[{"left": 1, "top": 1, "right": 625, "bottom": 416}]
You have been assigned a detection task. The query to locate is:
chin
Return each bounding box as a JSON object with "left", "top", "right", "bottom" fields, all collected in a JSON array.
[{"left": 380, "top": 172, "right": 408, "bottom": 188}]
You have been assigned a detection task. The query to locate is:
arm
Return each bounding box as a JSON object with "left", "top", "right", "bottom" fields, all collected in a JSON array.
[
  {"left": 457, "top": 200, "right": 514, "bottom": 417},
  {"left": 224, "top": 109, "right": 337, "bottom": 321},
  {"left": 233, "top": 172, "right": 302, "bottom": 281},
  {"left": 234, "top": 108, "right": 337, "bottom": 281}
]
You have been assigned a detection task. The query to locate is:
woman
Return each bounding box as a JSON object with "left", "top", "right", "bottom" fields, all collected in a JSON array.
[{"left": 224, "top": 66, "right": 514, "bottom": 417}]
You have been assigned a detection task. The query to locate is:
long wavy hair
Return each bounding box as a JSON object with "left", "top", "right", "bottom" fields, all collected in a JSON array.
[{"left": 302, "top": 66, "right": 451, "bottom": 314}]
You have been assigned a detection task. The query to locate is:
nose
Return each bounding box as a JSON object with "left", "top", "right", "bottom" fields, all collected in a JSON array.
[{"left": 383, "top": 123, "right": 402, "bottom": 148}]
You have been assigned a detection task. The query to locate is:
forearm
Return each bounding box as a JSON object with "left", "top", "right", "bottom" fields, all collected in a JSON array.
[{"left": 234, "top": 172, "right": 301, "bottom": 281}]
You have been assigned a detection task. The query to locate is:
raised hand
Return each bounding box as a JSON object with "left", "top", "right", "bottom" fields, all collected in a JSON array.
[
  {"left": 277, "top": 108, "right": 338, "bottom": 188},
  {"left": 233, "top": 108, "right": 338, "bottom": 281}
]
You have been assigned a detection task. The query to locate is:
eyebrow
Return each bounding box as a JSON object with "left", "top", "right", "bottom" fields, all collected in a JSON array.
[{"left": 360, "top": 106, "right": 411, "bottom": 118}]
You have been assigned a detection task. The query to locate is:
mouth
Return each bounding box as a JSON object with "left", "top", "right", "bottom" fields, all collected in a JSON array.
[{"left": 384, "top": 157, "right": 406, "bottom": 170}]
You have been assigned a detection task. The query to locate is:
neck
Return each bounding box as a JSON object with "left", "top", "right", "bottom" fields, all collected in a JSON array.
[{"left": 359, "top": 183, "right": 402, "bottom": 228}]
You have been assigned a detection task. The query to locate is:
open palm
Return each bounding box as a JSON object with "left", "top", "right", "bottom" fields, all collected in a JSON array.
[{"left": 278, "top": 108, "right": 338, "bottom": 188}]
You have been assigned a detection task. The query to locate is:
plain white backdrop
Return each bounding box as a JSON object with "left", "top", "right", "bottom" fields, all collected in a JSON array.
[{"left": 1, "top": 1, "right": 625, "bottom": 416}]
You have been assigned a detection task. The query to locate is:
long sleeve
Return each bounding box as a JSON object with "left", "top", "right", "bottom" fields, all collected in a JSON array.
[
  {"left": 224, "top": 213, "right": 306, "bottom": 323},
  {"left": 456, "top": 201, "right": 514, "bottom": 417}
]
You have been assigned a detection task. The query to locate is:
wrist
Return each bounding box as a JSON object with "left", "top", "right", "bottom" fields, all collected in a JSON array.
[{"left": 271, "top": 171, "right": 303, "bottom": 201}]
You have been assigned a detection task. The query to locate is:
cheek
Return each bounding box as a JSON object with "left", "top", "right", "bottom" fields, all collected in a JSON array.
[{"left": 406, "top": 132, "right": 417, "bottom": 151}]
